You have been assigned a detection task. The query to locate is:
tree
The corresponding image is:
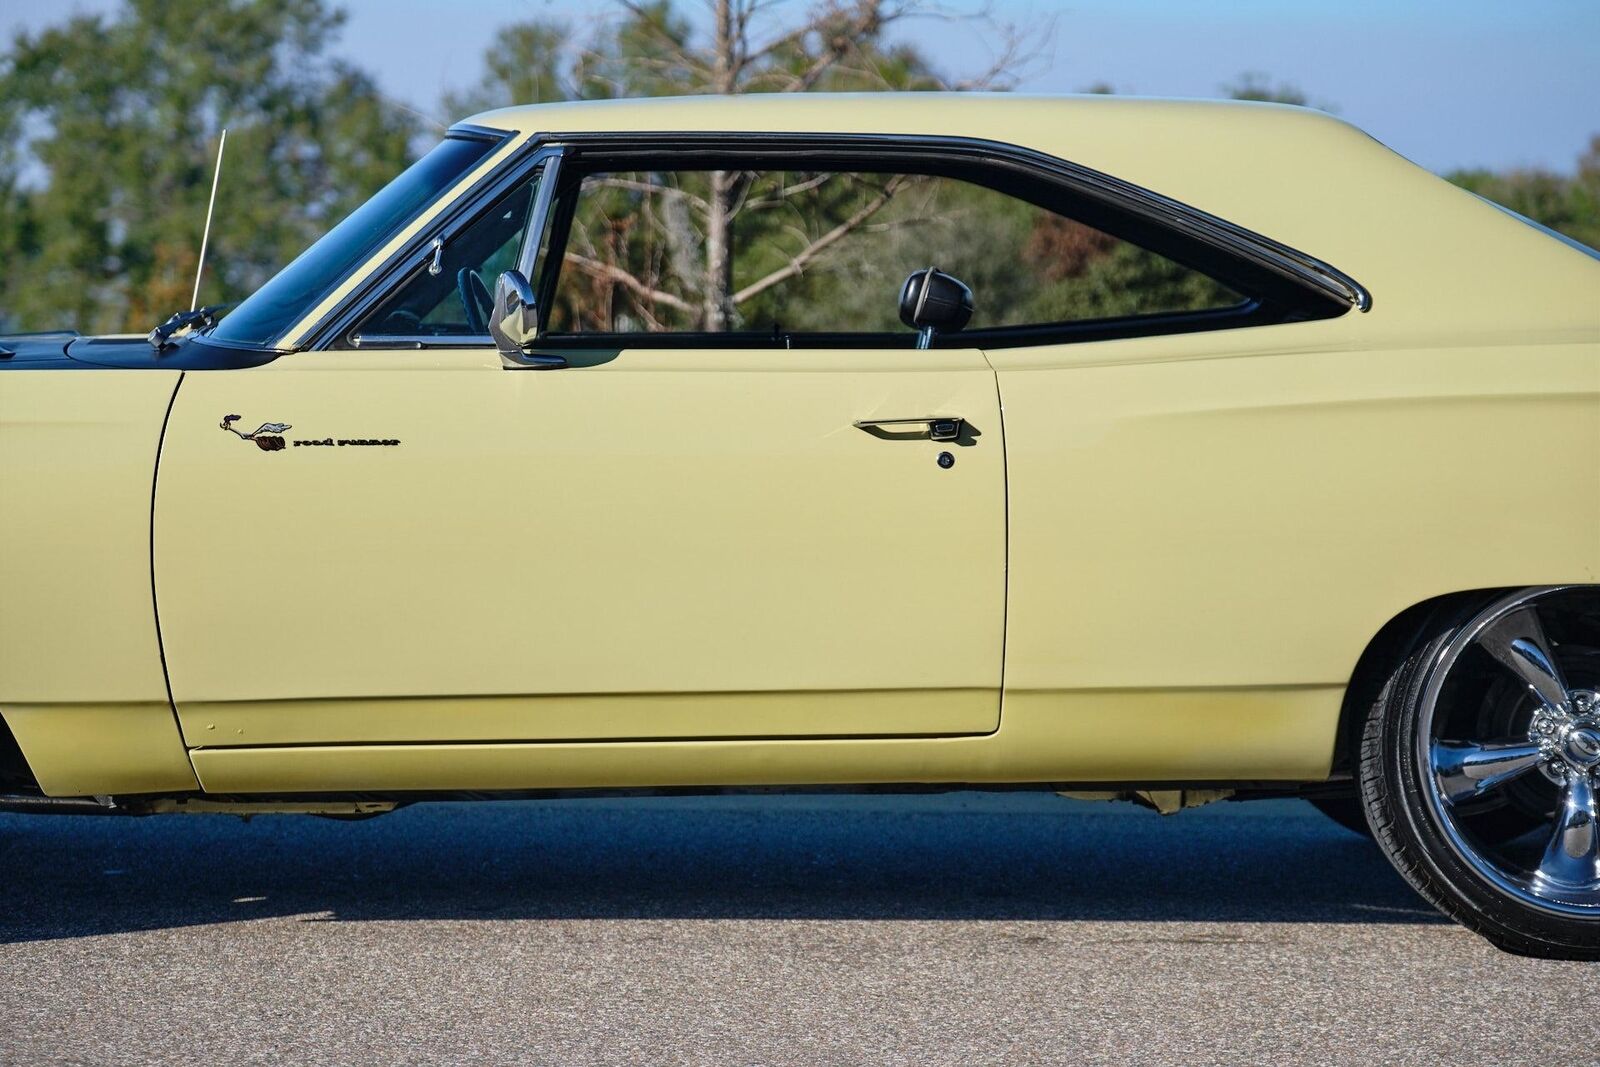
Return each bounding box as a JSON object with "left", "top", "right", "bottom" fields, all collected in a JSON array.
[
  {"left": 442, "top": 21, "right": 579, "bottom": 117},
  {"left": 1221, "top": 72, "right": 1343, "bottom": 113},
  {"left": 1214, "top": 74, "right": 1597, "bottom": 249},
  {"left": 1222, "top": 72, "right": 1311, "bottom": 107},
  {"left": 0, "top": 0, "right": 418, "bottom": 333},
  {"left": 445, "top": 0, "right": 1042, "bottom": 332},
  {"left": 1447, "top": 135, "right": 1600, "bottom": 250}
]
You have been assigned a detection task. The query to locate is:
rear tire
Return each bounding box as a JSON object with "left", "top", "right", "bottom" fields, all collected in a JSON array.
[{"left": 1358, "top": 586, "right": 1600, "bottom": 959}]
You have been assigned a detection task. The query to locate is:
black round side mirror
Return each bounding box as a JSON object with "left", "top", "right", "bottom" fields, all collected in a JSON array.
[{"left": 899, "top": 267, "right": 974, "bottom": 349}]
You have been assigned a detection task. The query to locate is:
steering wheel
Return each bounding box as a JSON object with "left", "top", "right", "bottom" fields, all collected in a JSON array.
[{"left": 457, "top": 268, "right": 493, "bottom": 334}]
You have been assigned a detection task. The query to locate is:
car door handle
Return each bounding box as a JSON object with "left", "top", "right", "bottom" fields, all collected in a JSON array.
[{"left": 853, "top": 416, "right": 965, "bottom": 442}]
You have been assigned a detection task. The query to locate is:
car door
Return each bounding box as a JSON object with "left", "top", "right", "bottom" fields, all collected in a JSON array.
[{"left": 153, "top": 148, "right": 1006, "bottom": 749}]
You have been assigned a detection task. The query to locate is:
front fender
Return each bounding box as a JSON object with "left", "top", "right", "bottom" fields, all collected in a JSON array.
[{"left": 0, "top": 369, "right": 198, "bottom": 794}]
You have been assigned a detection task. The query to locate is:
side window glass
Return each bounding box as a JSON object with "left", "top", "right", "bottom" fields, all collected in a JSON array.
[
  {"left": 356, "top": 173, "right": 539, "bottom": 340},
  {"left": 546, "top": 169, "right": 1243, "bottom": 337}
]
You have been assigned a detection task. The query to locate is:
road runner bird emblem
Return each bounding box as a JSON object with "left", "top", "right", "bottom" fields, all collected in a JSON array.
[{"left": 220, "top": 414, "right": 292, "bottom": 451}]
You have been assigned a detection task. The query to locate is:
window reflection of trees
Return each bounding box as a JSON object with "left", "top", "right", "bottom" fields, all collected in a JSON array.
[{"left": 550, "top": 169, "right": 1242, "bottom": 336}]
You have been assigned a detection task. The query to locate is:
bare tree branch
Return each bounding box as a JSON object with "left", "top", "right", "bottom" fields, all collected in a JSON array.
[
  {"left": 738, "top": 171, "right": 838, "bottom": 211},
  {"left": 588, "top": 176, "right": 710, "bottom": 215},
  {"left": 723, "top": 169, "right": 761, "bottom": 218},
  {"left": 729, "top": 173, "right": 910, "bottom": 305},
  {"left": 613, "top": 0, "right": 706, "bottom": 87},
  {"left": 905, "top": 1, "right": 1056, "bottom": 90},
  {"left": 564, "top": 0, "right": 1052, "bottom": 330},
  {"left": 948, "top": 18, "right": 1046, "bottom": 90},
  {"left": 565, "top": 252, "right": 698, "bottom": 316}
]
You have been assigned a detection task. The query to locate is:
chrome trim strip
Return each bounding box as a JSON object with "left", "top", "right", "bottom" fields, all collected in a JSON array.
[
  {"left": 550, "top": 130, "right": 1372, "bottom": 313},
  {"left": 182, "top": 333, "right": 293, "bottom": 356},
  {"left": 350, "top": 334, "right": 494, "bottom": 349},
  {"left": 447, "top": 122, "right": 515, "bottom": 142},
  {"left": 516, "top": 150, "right": 564, "bottom": 281}
]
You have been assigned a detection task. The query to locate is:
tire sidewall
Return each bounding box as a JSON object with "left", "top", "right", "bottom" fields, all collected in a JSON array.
[{"left": 1369, "top": 616, "right": 1600, "bottom": 958}]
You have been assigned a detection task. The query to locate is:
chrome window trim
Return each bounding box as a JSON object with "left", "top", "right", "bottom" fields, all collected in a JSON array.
[
  {"left": 349, "top": 334, "right": 495, "bottom": 349},
  {"left": 190, "top": 333, "right": 293, "bottom": 356},
  {"left": 549, "top": 130, "right": 1372, "bottom": 314},
  {"left": 303, "top": 127, "right": 1370, "bottom": 354},
  {"left": 300, "top": 143, "right": 564, "bottom": 351},
  {"left": 447, "top": 122, "right": 516, "bottom": 143},
  {"left": 516, "top": 150, "right": 564, "bottom": 281}
]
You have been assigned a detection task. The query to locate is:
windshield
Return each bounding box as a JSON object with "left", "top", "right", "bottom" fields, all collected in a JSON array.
[{"left": 210, "top": 134, "right": 502, "bottom": 347}]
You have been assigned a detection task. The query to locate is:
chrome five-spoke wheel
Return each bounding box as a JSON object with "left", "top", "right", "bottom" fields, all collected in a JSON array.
[
  {"left": 1423, "top": 591, "right": 1600, "bottom": 913},
  {"left": 1361, "top": 586, "right": 1600, "bottom": 958}
]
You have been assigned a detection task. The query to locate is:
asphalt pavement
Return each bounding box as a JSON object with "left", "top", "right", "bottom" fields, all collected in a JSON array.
[{"left": 1, "top": 792, "right": 1594, "bottom": 1065}]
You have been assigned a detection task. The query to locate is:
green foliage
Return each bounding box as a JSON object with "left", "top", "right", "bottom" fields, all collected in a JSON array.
[
  {"left": 728, "top": 175, "right": 1238, "bottom": 332},
  {"left": 1214, "top": 73, "right": 1597, "bottom": 250},
  {"left": 1, "top": 10, "right": 1593, "bottom": 339},
  {"left": 549, "top": 167, "right": 1240, "bottom": 335},
  {"left": 1221, "top": 72, "right": 1312, "bottom": 107},
  {"left": 472, "top": 2, "right": 965, "bottom": 332},
  {"left": 1219, "top": 73, "right": 1598, "bottom": 250},
  {"left": 1445, "top": 136, "right": 1600, "bottom": 251},
  {"left": 442, "top": 22, "right": 579, "bottom": 115},
  {"left": 442, "top": 1, "right": 944, "bottom": 116},
  {"left": 582, "top": 2, "right": 701, "bottom": 98},
  {"left": 0, "top": 0, "right": 417, "bottom": 333}
]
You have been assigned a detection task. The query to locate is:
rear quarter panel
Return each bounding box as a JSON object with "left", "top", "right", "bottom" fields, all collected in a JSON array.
[{"left": 987, "top": 316, "right": 1600, "bottom": 740}]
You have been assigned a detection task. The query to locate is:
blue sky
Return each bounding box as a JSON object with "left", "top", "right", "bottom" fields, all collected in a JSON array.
[{"left": 4, "top": 0, "right": 1596, "bottom": 174}]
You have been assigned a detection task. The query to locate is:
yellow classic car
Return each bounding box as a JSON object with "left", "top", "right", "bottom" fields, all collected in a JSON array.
[{"left": 2, "top": 94, "right": 1597, "bottom": 958}]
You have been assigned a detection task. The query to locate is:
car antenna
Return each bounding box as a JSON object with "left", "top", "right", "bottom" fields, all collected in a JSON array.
[
  {"left": 190, "top": 128, "right": 227, "bottom": 311},
  {"left": 146, "top": 129, "right": 231, "bottom": 351}
]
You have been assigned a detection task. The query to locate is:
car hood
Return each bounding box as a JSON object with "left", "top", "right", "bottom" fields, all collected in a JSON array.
[
  {"left": 0, "top": 331, "right": 80, "bottom": 368},
  {"left": 0, "top": 331, "right": 277, "bottom": 371}
]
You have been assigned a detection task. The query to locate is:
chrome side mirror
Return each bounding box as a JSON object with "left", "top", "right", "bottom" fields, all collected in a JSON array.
[{"left": 489, "top": 269, "right": 565, "bottom": 369}]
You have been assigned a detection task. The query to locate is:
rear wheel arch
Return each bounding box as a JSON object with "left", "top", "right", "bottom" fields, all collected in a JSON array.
[{"left": 1331, "top": 588, "right": 1521, "bottom": 780}]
